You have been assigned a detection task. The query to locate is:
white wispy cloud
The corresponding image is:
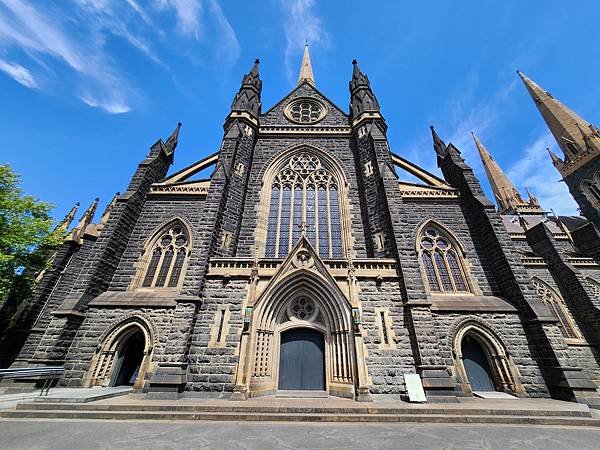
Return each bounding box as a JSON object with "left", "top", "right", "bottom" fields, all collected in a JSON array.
[
  {"left": 507, "top": 133, "right": 578, "bottom": 215},
  {"left": 154, "top": 0, "right": 203, "bottom": 38},
  {"left": 403, "top": 76, "right": 517, "bottom": 178},
  {"left": 207, "top": 0, "right": 240, "bottom": 65},
  {"left": 0, "top": 0, "right": 240, "bottom": 113},
  {"left": 0, "top": 58, "right": 36, "bottom": 87},
  {"left": 282, "top": 0, "right": 330, "bottom": 84}
]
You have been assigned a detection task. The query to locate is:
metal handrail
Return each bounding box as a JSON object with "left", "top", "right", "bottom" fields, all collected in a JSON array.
[{"left": 0, "top": 367, "right": 64, "bottom": 395}]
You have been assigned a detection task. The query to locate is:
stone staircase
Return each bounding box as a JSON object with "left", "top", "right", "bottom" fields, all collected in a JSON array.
[{"left": 2, "top": 396, "right": 600, "bottom": 426}]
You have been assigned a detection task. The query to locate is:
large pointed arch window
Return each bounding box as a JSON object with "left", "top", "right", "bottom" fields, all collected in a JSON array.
[
  {"left": 265, "top": 153, "right": 343, "bottom": 258},
  {"left": 418, "top": 225, "right": 470, "bottom": 293},
  {"left": 141, "top": 222, "right": 190, "bottom": 288},
  {"left": 531, "top": 278, "right": 582, "bottom": 340}
]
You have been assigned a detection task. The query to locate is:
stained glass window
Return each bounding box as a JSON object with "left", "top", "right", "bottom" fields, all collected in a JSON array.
[
  {"left": 141, "top": 223, "right": 189, "bottom": 288},
  {"left": 265, "top": 187, "right": 280, "bottom": 257},
  {"left": 318, "top": 186, "right": 329, "bottom": 258},
  {"left": 329, "top": 186, "right": 342, "bottom": 258},
  {"left": 264, "top": 153, "right": 343, "bottom": 258},
  {"left": 419, "top": 225, "right": 469, "bottom": 293},
  {"left": 278, "top": 187, "right": 291, "bottom": 256}
]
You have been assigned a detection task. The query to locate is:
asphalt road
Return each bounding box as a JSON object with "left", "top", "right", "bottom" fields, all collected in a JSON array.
[{"left": 1, "top": 419, "right": 600, "bottom": 449}]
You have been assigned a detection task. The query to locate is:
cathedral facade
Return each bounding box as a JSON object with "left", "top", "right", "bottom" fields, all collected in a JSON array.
[{"left": 2, "top": 47, "right": 600, "bottom": 405}]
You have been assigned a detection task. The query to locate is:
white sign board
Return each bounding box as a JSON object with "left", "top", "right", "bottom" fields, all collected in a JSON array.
[{"left": 404, "top": 373, "right": 427, "bottom": 403}]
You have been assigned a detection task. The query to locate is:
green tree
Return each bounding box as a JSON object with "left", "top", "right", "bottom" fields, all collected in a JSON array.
[{"left": 0, "top": 164, "right": 61, "bottom": 309}]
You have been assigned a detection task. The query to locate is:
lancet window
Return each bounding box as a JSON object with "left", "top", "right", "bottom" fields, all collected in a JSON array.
[
  {"left": 582, "top": 176, "right": 600, "bottom": 207},
  {"left": 418, "top": 225, "right": 469, "bottom": 293},
  {"left": 141, "top": 222, "right": 189, "bottom": 288},
  {"left": 531, "top": 278, "right": 581, "bottom": 340},
  {"left": 265, "top": 153, "right": 343, "bottom": 258}
]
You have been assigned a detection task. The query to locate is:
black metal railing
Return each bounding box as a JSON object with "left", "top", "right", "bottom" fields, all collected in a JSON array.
[{"left": 0, "top": 367, "right": 64, "bottom": 395}]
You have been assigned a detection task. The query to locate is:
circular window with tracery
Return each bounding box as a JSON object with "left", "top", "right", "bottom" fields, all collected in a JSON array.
[
  {"left": 288, "top": 296, "right": 317, "bottom": 321},
  {"left": 284, "top": 98, "right": 327, "bottom": 124}
]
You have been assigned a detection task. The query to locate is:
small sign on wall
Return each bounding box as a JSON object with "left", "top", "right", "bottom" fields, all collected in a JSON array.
[{"left": 404, "top": 373, "right": 427, "bottom": 403}]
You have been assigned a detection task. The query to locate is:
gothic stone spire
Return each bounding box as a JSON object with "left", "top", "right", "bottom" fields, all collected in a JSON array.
[
  {"left": 472, "top": 132, "right": 542, "bottom": 215},
  {"left": 230, "top": 59, "right": 262, "bottom": 122},
  {"left": 518, "top": 71, "right": 600, "bottom": 177},
  {"left": 349, "top": 59, "right": 382, "bottom": 125},
  {"left": 298, "top": 43, "right": 315, "bottom": 85}
]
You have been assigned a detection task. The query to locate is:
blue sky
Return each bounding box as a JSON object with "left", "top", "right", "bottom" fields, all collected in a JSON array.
[{"left": 1, "top": 0, "right": 600, "bottom": 221}]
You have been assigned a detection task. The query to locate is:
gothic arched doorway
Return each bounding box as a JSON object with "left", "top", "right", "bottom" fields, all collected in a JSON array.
[
  {"left": 452, "top": 320, "right": 525, "bottom": 397},
  {"left": 111, "top": 330, "right": 145, "bottom": 387},
  {"left": 84, "top": 317, "right": 154, "bottom": 390},
  {"left": 278, "top": 328, "right": 325, "bottom": 391},
  {"left": 461, "top": 336, "right": 495, "bottom": 392}
]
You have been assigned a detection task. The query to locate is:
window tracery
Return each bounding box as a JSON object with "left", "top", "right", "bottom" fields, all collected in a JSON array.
[
  {"left": 265, "top": 153, "right": 343, "bottom": 258},
  {"left": 531, "top": 278, "right": 581, "bottom": 340},
  {"left": 141, "top": 223, "right": 189, "bottom": 288},
  {"left": 581, "top": 175, "right": 600, "bottom": 207},
  {"left": 418, "top": 225, "right": 469, "bottom": 293},
  {"left": 284, "top": 98, "right": 326, "bottom": 124}
]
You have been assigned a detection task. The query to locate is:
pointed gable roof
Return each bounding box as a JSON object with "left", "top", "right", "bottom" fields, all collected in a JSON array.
[
  {"left": 252, "top": 235, "right": 351, "bottom": 309},
  {"left": 261, "top": 81, "right": 349, "bottom": 127}
]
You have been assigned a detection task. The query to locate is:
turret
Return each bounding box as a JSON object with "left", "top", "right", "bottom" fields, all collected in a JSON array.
[
  {"left": 228, "top": 59, "right": 262, "bottom": 126},
  {"left": 349, "top": 60, "right": 383, "bottom": 127}
]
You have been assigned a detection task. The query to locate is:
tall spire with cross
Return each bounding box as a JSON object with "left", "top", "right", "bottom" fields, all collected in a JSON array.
[
  {"left": 297, "top": 43, "right": 315, "bottom": 85},
  {"left": 472, "top": 132, "right": 543, "bottom": 215}
]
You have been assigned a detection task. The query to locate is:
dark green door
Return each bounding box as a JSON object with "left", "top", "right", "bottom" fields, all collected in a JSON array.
[
  {"left": 278, "top": 329, "right": 325, "bottom": 391},
  {"left": 462, "top": 337, "right": 495, "bottom": 392}
]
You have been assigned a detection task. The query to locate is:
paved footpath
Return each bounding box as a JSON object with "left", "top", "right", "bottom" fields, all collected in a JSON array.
[{"left": 1, "top": 419, "right": 600, "bottom": 449}]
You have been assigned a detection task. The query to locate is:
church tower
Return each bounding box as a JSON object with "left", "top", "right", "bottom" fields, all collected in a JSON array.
[
  {"left": 472, "top": 132, "right": 542, "bottom": 215},
  {"left": 518, "top": 71, "right": 600, "bottom": 228}
]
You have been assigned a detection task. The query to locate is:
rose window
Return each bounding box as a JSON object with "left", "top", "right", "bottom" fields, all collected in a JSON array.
[
  {"left": 290, "top": 297, "right": 315, "bottom": 320},
  {"left": 284, "top": 98, "right": 327, "bottom": 124}
]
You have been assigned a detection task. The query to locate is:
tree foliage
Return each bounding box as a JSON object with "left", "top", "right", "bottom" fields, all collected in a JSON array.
[{"left": 0, "top": 164, "right": 61, "bottom": 308}]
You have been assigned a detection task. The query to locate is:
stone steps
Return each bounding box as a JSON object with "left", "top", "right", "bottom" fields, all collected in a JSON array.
[
  {"left": 14, "top": 401, "right": 593, "bottom": 418},
  {"left": 1, "top": 408, "right": 599, "bottom": 426},
  {"left": 3, "top": 401, "right": 599, "bottom": 426}
]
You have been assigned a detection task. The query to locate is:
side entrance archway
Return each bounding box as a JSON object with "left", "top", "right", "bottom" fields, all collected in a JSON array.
[
  {"left": 452, "top": 319, "right": 525, "bottom": 397},
  {"left": 461, "top": 336, "right": 495, "bottom": 392},
  {"left": 278, "top": 328, "right": 325, "bottom": 391},
  {"left": 84, "top": 317, "right": 154, "bottom": 390},
  {"left": 111, "top": 330, "right": 145, "bottom": 386}
]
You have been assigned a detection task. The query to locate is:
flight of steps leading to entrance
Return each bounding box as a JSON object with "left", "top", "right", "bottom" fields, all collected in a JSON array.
[{"left": 2, "top": 401, "right": 600, "bottom": 427}]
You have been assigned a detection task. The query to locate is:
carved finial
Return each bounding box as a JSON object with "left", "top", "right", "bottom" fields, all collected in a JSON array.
[
  {"left": 299, "top": 221, "right": 308, "bottom": 236},
  {"left": 55, "top": 202, "right": 80, "bottom": 233}
]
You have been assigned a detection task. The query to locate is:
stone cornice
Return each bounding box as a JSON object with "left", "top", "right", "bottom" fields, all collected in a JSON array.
[
  {"left": 398, "top": 182, "right": 460, "bottom": 199},
  {"left": 207, "top": 257, "right": 398, "bottom": 279},
  {"left": 258, "top": 126, "right": 351, "bottom": 135},
  {"left": 150, "top": 180, "right": 210, "bottom": 196}
]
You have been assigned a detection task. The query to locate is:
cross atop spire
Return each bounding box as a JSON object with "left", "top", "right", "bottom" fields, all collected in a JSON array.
[
  {"left": 472, "top": 132, "right": 543, "bottom": 215},
  {"left": 298, "top": 43, "right": 315, "bottom": 85}
]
